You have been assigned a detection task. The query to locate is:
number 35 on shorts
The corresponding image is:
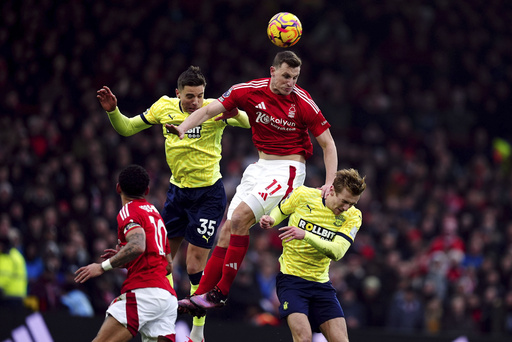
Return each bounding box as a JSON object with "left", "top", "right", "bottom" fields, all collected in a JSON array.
[{"left": 197, "top": 218, "right": 216, "bottom": 243}]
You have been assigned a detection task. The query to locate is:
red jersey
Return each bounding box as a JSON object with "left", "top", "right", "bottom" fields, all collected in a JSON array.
[
  {"left": 218, "top": 78, "right": 330, "bottom": 159},
  {"left": 116, "top": 198, "right": 176, "bottom": 296}
]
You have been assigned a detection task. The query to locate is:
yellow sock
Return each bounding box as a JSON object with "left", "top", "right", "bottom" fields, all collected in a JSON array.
[
  {"left": 191, "top": 283, "right": 206, "bottom": 326},
  {"left": 166, "top": 273, "right": 174, "bottom": 288}
]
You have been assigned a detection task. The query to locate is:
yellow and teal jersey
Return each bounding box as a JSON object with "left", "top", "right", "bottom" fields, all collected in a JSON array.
[
  {"left": 276, "top": 186, "right": 362, "bottom": 283},
  {"left": 143, "top": 96, "right": 246, "bottom": 188}
]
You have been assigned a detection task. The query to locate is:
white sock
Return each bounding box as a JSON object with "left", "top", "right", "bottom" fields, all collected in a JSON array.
[{"left": 189, "top": 324, "right": 204, "bottom": 342}]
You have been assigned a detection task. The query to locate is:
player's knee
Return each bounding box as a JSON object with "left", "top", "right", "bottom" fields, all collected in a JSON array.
[
  {"left": 230, "top": 209, "right": 255, "bottom": 234},
  {"left": 294, "top": 331, "right": 312, "bottom": 342}
]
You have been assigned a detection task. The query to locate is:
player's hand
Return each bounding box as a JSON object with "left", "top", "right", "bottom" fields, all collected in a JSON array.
[
  {"left": 259, "top": 215, "right": 275, "bottom": 229},
  {"left": 320, "top": 184, "right": 331, "bottom": 199},
  {"left": 97, "top": 86, "right": 117, "bottom": 112},
  {"left": 74, "top": 263, "right": 104, "bottom": 283},
  {"left": 165, "top": 124, "right": 185, "bottom": 139},
  {"left": 278, "top": 226, "right": 305, "bottom": 243},
  {"left": 214, "top": 107, "right": 239, "bottom": 121},
  {"left": 166, "top": 254, "right": 173, "bottom": 276},
  {"left": 101, "top": 248, "right": 118, "bottom": 259}
]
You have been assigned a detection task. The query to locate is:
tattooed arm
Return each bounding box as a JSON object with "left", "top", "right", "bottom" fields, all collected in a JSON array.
[{"left": 74, "top": 225, "right": 146, "bottom": 283}]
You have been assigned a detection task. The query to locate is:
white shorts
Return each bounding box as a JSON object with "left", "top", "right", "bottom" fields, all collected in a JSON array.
[
  {"left": 106, "top": 287, "right": 177, "bottom": 342},
  {"left": 228, "top": 159, "right": 306, "bottom": 221}
]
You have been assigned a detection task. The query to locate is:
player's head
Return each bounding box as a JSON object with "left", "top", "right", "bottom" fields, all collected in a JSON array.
[
  {"left": 326, "top": 168, "right": 366, "bottom": 215},
  {"left": 270, "top": 51, "right": 302, "bottom": 96},
  {"left": 176, "top": 66, "right": 207, "bottom": 114},
  {"left": 117, "top": 164, "right": 150, "bottom": 198}
]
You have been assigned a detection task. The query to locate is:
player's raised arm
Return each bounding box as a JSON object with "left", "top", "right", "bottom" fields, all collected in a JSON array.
[
  {"left": 315, "top": 129, "right": 338, "bottom": 198},
  {"left": 166, "top": 100, "right": 227, "bottom": 139}
]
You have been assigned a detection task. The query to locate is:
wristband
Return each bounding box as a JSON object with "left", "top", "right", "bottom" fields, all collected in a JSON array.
[{"left": 101, "top": 259, "right": 113, "bottom": 271}]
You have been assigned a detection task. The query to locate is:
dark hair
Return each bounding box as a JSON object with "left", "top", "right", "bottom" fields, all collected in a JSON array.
[
  {"left": 333, "top": 168, "right": 366, "bottom": 196},
  {"left": 177, "top": 66, "right": 207, "bottom": 91},
  {"left": 118, "top": 164, "right": 150, "bottom": 198},
  {"left": 272, "top": 51, "right": 302, "bottom": 68}
]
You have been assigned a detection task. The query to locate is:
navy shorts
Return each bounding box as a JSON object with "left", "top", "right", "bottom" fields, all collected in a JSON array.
[
  {"left": 161, "top": 179, "right": 227, "bottom": 249},
  {"left": 276, "top": 272, "right": 344, "bottom": 333}
]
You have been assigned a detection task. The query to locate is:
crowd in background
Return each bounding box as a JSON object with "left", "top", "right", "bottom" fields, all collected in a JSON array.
[{"left": 1, "top": 0, "right": 512, "bottom": 338}]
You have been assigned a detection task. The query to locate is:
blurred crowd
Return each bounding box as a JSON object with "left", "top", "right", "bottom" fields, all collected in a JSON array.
[{"left": 1, "top": 0, "right": 512, "bottom": 338}]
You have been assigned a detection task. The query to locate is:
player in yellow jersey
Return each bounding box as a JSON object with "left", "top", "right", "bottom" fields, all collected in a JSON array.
[
  {"left": 259, "top": 168, "right": 366, "bottom": 342},
  {"left": 97, "top": 66, "right": 250, "bottom": 342}
]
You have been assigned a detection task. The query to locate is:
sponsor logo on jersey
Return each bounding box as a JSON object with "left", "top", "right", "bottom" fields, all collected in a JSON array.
[
  {"left": 255, "top": 112, "right": 297, "bottom": 131},
  {"left": 288, "top": 104, "right": 296, "bottom": 118},
  {"left": 258, "top": 192, "right": 268, "bottom": 200},
  {"left": 185, "top": 126, "right": 202, "bottom": 139},
  {"left": 298, "top": 219, "right": 336, "bottom": 241},
  {"left": 306, "top": 204, "right": 313, "bottom": 213}
]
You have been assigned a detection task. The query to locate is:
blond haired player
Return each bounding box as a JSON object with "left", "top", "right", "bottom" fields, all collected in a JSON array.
[{"left": 259, "top": 168, "right": 366, "bottom": 342}]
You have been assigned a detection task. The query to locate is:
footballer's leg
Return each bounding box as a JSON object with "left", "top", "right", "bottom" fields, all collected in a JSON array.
[
  {"left": 93, "top": 315, "right": 133, "bottom": 342},
  {"left": 287, "top": 313, "right": 313, "bottom": 342},
  {"left": 186, "top": 244, "right": 210, "bottom": 341},
  {"left": 318, "top": 317, "right": 348, "bottom": 342},
  {"left": 193, "top": 220, "right": 231, "bottom": 295}
]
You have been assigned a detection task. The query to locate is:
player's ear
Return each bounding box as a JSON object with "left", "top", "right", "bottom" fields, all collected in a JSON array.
[
  {"left": 144, "top": 187, "right": 150, "bottom": 196},
  {"left": 270, "top": 66, "right": 276, "bottom": 76},
  {"left": 116, "top": 183, "right": 122, "bottom": 194},
  {"left": 175, "top": 88, "right": 180, "bottom": 98}
]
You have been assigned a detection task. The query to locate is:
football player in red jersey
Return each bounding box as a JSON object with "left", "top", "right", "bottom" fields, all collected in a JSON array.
[
  {"left": 75, "top": 164, "right": 177, "bottom": 342},
  {"left": 167, "top": 51, "right": 337, "bottom": 311}
]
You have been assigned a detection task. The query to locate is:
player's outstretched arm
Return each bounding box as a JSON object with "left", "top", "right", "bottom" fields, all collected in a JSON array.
[
  {"left": 75, "top": 227, "right": 146, "bottom": 283},
  {"left": 166, "top": 100, "right": 226, "bottom": 140},
  {"left": 98, "top": 86, "right": 151, "bottom": 136},
  {"left": 219, "top": 108, "right": 250, "bottom": 128},
  {"left": 315, "top": 129, "right": 338, "bottom": 198}
]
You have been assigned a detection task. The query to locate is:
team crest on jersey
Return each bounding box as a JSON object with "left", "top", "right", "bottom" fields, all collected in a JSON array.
[
  {"left": 288, "top": 104, "right": 296, "bottom": 118},
  {"left": 298, "top": 219, "right": 336, "bottom": 241},
  {"left": 334, "top": 215, "right": 345, "bottom": 227},
  {"left": 186, "top": 126, "right": 202, "bottom": 138}
]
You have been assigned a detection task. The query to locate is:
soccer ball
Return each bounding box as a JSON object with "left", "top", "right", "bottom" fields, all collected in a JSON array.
[{"left": 267, "top": 12, "right": 302, "bottom": 48}]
